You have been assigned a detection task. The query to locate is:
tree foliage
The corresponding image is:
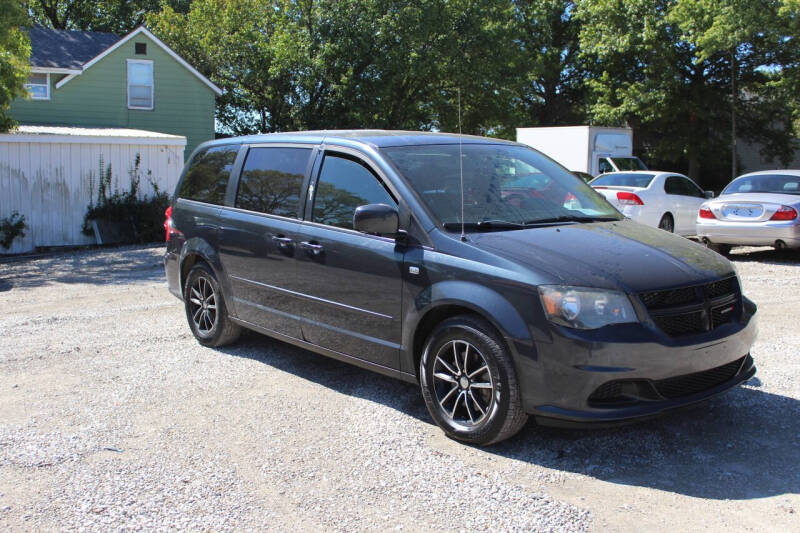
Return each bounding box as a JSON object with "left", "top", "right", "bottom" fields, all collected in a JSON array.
[
  {"left": 29, "top": 0, "right": 191, "bottom": 33},
  {"left": 0, "top": 0, "right": 30, "bottom": 131},
  {"left": 575, "top": 0, "right": 796, "bottom": 187},
  {"left": 506, "top": 1, "right": 587, "bottom": 130},
  {"left": 148, "top": 0, "right": 516, "bottom": 135},
  {"left": 17, "top": 0, "right": 800, "bottom": 189}
]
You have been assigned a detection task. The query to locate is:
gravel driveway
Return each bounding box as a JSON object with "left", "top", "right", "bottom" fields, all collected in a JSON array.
[{"left": 0, "top": 245, "right": 798, "bottom": 531}]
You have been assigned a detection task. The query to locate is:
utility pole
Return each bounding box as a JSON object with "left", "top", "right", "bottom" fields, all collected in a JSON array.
[{"left": 731, "top": 48, "right": 737, "bottom": 180}]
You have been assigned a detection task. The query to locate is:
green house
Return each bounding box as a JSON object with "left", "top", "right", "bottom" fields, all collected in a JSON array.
[{"left": 10, "top": 25, "right": 221, "bottom": 157}]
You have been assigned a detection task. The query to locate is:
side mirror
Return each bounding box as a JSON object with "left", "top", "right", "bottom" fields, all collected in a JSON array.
[
  {"left": 353, "top": 203, "right": 399, "bottom": 236},
  {"left": 704, "top": 190, "right": 715, "bottom": 199}
]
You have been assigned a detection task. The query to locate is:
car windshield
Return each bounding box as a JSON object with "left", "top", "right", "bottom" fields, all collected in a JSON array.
[
  {"left": 591, "top": 172, "right": 656, "bottom": 188},
  {"left": 722, "top": 174, "right": 800, "bottom": 195},
  {"left": 383, "top": 144, "right": 622, "bottom": 230},
  {"left": 610, "top": 157, "right": 647, "bottom": 171}
]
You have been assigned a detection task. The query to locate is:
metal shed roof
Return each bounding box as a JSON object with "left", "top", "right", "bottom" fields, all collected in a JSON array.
[{"left": 2, "top": 125, "right": 187, "bottom": 146}]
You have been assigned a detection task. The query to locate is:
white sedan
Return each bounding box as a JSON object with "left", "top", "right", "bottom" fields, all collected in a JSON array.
[{"left": 589, "top": 171, "right": 711, "bottom": 236}]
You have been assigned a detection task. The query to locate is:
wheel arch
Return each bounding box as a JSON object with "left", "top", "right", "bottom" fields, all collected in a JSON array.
[
  {"left": 178, "top": 238, "right": 231, "bottom": 306},
  {"left": 405, "top": 281, "right": 536, "bottom": 379}
]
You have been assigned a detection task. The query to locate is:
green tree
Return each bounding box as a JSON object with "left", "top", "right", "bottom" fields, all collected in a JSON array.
[
  {"left": 29, "top": 0, "right": 191, "bottom": 33},
  {"left": 671, "top": 0, "right": 797, "bottom": 177},
  {"left": 148, "top": 0, "right": 516, "bottom": 136},
  {"left": 0, "top": 0, "right": 30, "bottom": 132},
  {"left": 507, "top": 1, "right": 587, "bottom": 131},
  {"left": 576, "top": 0, "right": 794, "bottom": 188}
]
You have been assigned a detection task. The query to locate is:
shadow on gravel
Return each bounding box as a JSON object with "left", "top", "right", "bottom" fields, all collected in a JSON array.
[
  {"left": 0, "top": 245, "right": 165, "bottom": 290},
  {"left": 492, "top": 385, "right": 800, "bottom": 501},
  {"left": 219, "top": 330, "right": 799, "bottom": 502},
  {"left": 728, "top": 247, "right": 800, "bottom": 265},
  {"left": 216, "top": 330, "right": 430, "bottom": 424}
]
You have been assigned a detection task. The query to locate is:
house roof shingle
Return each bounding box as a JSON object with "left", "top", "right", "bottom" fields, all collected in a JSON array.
[{"left": 28, "top": 25, "right": 121, "bottom": 70}]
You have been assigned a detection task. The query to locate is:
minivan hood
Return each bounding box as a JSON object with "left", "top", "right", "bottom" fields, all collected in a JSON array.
[{"left": 467, "top": 219, "right": 733, "bottom": 293}]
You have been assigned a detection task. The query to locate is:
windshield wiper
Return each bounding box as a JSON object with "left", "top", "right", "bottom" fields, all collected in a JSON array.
[
  {"left": 523, "top": 215, "right": 619, "bottom": 226},
  {"left": 442, "top": 220, "right": 525, "bottom": 232}
]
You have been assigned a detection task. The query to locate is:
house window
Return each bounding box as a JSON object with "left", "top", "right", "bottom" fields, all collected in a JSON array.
[
  {"left": 127, "top": 59, "right": 153, "bottom": 110},
  {"left": 25, "top": 73, "right": 49, "bottom": 100}
]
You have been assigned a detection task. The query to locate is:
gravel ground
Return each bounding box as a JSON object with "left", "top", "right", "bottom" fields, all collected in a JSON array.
[{"left": 0, "top": 244, "right": 798, "bottom": 532}]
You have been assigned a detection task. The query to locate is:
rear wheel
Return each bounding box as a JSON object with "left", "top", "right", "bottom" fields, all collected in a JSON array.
[
  {"left": 420, "top": 315, "right": 527, "bottom": 445},
  {"left": 658, "top": 213, "right": 674, "bottom": 233},
  {"left": 184, "top": 263, "right": 241, "bottom": 347}
]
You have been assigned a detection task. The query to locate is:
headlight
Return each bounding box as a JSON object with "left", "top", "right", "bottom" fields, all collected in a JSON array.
[{"left": 538, "top": 286, "right": 637, "bottom": 329}]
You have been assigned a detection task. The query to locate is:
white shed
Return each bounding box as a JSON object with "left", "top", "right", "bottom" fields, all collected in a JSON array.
[{"left": 0, "top": 125, "right": 186, "bottom": 254}]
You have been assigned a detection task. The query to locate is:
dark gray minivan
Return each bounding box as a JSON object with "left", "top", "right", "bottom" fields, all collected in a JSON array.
[{"left": 164, "top": 130, "right": 757, "bottom": 445}]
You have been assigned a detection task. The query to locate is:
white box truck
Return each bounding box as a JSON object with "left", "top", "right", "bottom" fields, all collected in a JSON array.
[{"left": 516, "top": 126, "right": 647, "bottom": 177}]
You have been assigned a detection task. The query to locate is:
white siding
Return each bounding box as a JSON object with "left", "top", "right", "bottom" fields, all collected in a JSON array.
[{"left": 0, "top": 134, "right": 184, "bottom": 254}]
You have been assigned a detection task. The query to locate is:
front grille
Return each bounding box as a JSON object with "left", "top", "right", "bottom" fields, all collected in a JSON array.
[
  {"left": 652, "top": 311, "right": 705, "bottom": 337},
  {"left": 653, "top": 356, "right": 748, "bottom": 399},
  {"left": 706, "top": 277, "right": 738, "bottom": 299},
  {"left": 640, "top": 286, "right": 698, "bottom": 308},
  {"left": 711, "top": 303, "right": 736, "bottom": 328},
  {"left": 640, "top": 276, "right": 740, "bottom": 337}
]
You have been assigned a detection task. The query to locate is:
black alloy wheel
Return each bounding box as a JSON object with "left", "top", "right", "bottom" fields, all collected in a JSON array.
[
  {"left": 420, "top": 315, "right": 528, "bottom": 445},
  {"left": 184, "top": 263, "right": 241, "bottom": 347}
]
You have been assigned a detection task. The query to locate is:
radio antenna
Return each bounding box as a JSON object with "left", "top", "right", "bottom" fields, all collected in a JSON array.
[{"left": 458, "top": 88, "right": 466, "bottom": 242}]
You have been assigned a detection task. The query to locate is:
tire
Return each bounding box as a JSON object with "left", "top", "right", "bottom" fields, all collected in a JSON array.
[
  {"left": 419, "top": 315, "right": 528, "bottom": 445},
  {"left": 184, "top": 262, "right": 241, "bottom": 347},
  {"left": 658, "top": 213, "right": 674, "bottom": 233}
]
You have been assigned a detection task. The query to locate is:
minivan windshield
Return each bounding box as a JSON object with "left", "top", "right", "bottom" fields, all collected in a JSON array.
[
  {"left": 722, "top": 174, "right": 800, "bottom": 195},
  {"left": 591, "top": 172, "right": 656, "bottom": 188},
  {"left": 383, "top": 144, "right": 622, "bottom": 230}
]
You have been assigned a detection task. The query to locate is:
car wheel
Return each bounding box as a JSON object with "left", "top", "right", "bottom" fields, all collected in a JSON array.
[
  {"left": 419, "top": 315, "right": 528, "bottom": 445},
  {"left": 658, "top": 213, "right": 674, "bottom": 233},
  {"left": 184, "top": 262, "right": 241, "bottom": 347}
]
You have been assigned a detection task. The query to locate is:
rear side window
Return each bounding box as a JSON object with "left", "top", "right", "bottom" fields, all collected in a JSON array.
[
  {"left": 235, "top": 147, "right": 311, "bottom": 217},
  {"left": 665, "top": 176, "right": 703, "bottom": 197},
  {"left": 312, "top": 155, "right": 395, "bottom": 229},
  {"left": 178, "top": 145, "right": 239, "bottom": 205}
]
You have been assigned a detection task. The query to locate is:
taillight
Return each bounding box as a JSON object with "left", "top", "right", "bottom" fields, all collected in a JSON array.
[
  {"left": 164, "top": 205, "right": 173, "bottom": 242},
  {"left": 616, "top": 191, "right": 644, "bottom": 205},
  {"left": 699, "top": 207, "right": 716, "bottom": 219},
  {"left": 770, "top": 205, "right": 798, "bottom": 221}
]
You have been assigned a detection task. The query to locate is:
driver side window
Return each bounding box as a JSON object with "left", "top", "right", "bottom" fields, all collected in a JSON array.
[
  {"left": 598, "top": 158, "right": 613, "bottom": 174},
  {"left": 312, "top": 154, "right": 396, "bottom": 229}
]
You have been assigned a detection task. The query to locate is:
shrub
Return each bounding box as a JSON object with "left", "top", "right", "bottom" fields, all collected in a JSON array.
[
  {"left": 82, "top": 155, "right": 170, "bottom": 243},
  {"left": 0, "top": 211, "right": 26, "bottom": 249}
]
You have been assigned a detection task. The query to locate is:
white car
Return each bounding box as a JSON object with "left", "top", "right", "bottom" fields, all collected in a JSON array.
[
  {"left": 696, "top": 170, "right": 800, "bottom": 253},
  {"left": 589, "top": 171, "right": 712, "bottom": 235}
]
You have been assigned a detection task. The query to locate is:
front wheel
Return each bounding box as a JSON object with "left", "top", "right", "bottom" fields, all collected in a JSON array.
[{"left": 420, "top": 315, "right": 528, "bottom": 445}]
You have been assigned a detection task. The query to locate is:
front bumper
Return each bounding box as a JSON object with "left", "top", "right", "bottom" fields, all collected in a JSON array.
[
  {"left": 696, "top": 218, "right": 800, "bottom": 247},
  {"left": 517, "top": 298, "right": 757, "bottom": 426}
]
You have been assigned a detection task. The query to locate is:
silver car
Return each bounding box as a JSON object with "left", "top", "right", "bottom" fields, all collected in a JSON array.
[{"left": 696, "top": 170, "right": 800, "bottom": 253}]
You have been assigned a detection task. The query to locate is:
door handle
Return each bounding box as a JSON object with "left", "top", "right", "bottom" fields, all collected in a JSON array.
[
  {"left": 300, "top": 241, "right": 324, "bottom": 255},
  {"left": 271, "top": 235, "right": 294, "bottom": 246}
]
